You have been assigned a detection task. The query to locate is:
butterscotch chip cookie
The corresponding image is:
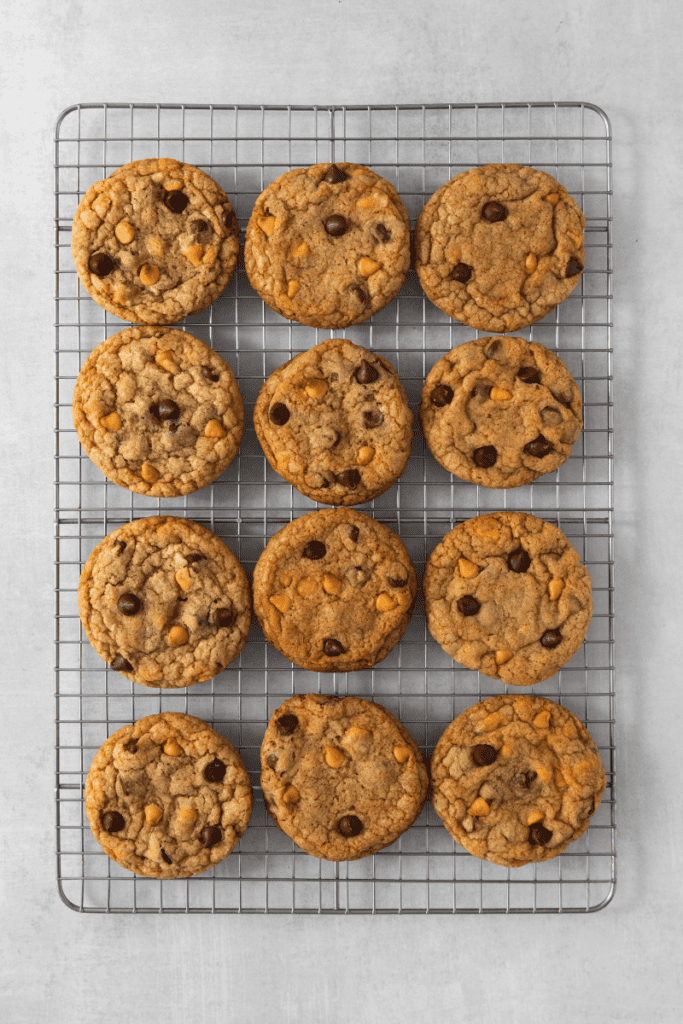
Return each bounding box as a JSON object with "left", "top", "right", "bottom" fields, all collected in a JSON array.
[
  {"left": 79, "top": 516, "right": 251, "bottom": 688},
  {"left": 85, "top": 712, "right": 253, "bottom": 878},
  {"left": 71, "top": 158, "right": 239, "bottom": 324},
  {"left": 261, "top": 694, "right": 428, "bottom": 860},
  {"left": 253, "top": 509, "right": 417, "bottom": 673},
  {"left": 244, "top": 162, "right": 411, "bottom": 328},
  {"left": 430, "top": 695, "right": 606, "bottom": 867},
  {"left": 419, "top": 336, "right": 582, "bottom": 488},
  {"left": 424, "top": 512, "right": 592, "bottom": 686},
  {"left": 73, "top": 327, "right": 244, "bottom": 497},
  {"left": 415, "top": 163, "right": 585, "bottom": 333},
  {"left": 254, "top": 338, "right": 412, "bottom": 505}
]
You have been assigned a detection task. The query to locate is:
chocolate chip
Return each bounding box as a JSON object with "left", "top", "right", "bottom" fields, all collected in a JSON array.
[
  {"left": 324, "top": 214, "right": 347, "bottom": 236},
  {"left": 270, "top": 402, "right": 290, "bottom": 426},
  {"left": 508, "top": 548, "right": 531, "bottom": 573},
  {"left": 200, "top": 825, "right": 222, "bottom": 848},
  {"left": 266, "top": 753, "right": 278, "bottom": 770},
  {"left": 551, "top": 391, "right": 573, "bottom": 409},
  {"left": 124, "top": 740, "right": 138, "bottom": 754},
  {"left": 203, "top": 758, "right": 226, "bottom": 783},
  {"left": 101, "top": 810, "right": 125, "bottom": 833},
  {"left": 110, "top": 655, "right": 132, "bottom": 672},
  {"left": 157, "top": 398, "right": 180, "bottom": 421},
  {"left": 165, "top": 421, "right": 179, "bottom": 435},
  {"left": 457, "top": 595, "right": 480, "bottom": 616},
  {"left": 337, "top": 815, "right": 363, "bottom": 837},
  {"left": 431, "top": 384, "right": 454, "bottom": 407},
  {"left": 524, "top": 434, "right": 554, "bottom": 458},
  {"left": 451, "top": 262, "right": 472, "bottom": 283},
  {"left": 337, "top": 469, "right": 361, "bottom": 488},
  {"left": 473, "top": 446, "right": 497, "bottom": 468},
  {"left": 201, "top": 366, "right": 220, "bottom": 383},
  {"left": 566, "top": 257, "right": 583, "bottom": 277},
  {"left": 349, "top": 284, "right": 368, "bottom": 305},
  {"left": 363, "top": 410, "right": 383, "bottom": 429},
  {"left": 161, "top": 850, "right": 172, "bottom": 864},
  {"left": 186, "top": 554, "right": 204, "bottom": 564},
  {"left": 348, "top": 526, "right": 359, "bottom": 543},
  {"left": 482, "top": 201, "right": 507, "bottom": 222},
  {"left": 192, "top": 219, "right": 210, "bottom": 235},
  {"left": 276, "top": 714, "right": 299, "bottom": 735},
  {"left": 373, "top": 222, "right": 391, "bottom": 243},
  {"left": 472, "top": 744, "right": 497, "bottom": 766},
  {"left": 88, "top": 252, "right": 115, "bottom": 277},
  {"left": 215, "top": 606, "right": 236, "bottom": 628},
  {"left": 354, "top": 360, "right": 379, "bottom": 385},
  {"left": 514, "top": 771, "right": 537, "bottom": 788},
  {"left": 303, "top": 540, "right": 326, "bottom": 560},
  {"left": 323, "top": 638, "right": 345, "bottom": 657},
  {"left": 517, "top": 366, "right": 542, "bottom": 385},
  {"left": 223, "top": 207, "right": 238, "bottom": 232},
  {"left": 323, "top": 164, "right": 348, "bottom": 184},
  {"left": 540, "top": 629, "right": 562, "bottom": 649},
  {"left": 163, "top": 189, "right": 189, "bottom": 213},
  {"left": 471, "top": 381, "right": 493, "bottom": 399},
  {"left": 541, "top": 406, "right": 563, "bottom": 426},
  {"left": 387, "top": 574, "right": 408, "bottom": 588},
  {"left": 117, "top": 593, "right": 141, "bottom": 616},
  {"left": 529, "top": 822, "right": 552, "bottom": 846}
]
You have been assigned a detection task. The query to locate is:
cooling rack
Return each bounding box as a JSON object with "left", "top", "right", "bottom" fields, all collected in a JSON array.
[{"left": 54, "top": 102, "right": 614, "bottom": 913}]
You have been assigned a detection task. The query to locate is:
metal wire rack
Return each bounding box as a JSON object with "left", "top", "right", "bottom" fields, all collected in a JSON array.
[{"left": 54, "top": 102, "right": 614, "bottom": 914}]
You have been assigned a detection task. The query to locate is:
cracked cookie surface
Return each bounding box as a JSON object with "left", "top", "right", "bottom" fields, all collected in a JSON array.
[
  {"left": 415, "top": 163, "right": 585, "bottom": 333},
  {"left": 72, "top": 158, "right": 239, "bottom": 324},
  {"left": 430, "top": 695, "right": 606, "bottom": 867},
  {"left": 79, "top": 516, "right": 251, "bottom": 688},
  {"left": 419, "top": 336, "right": 582, "bottom": 488},
  {"left": 73, "top": 327, "right": 244, "bottom": 497},
  {"left": 254, "top": 338, "right": 412, "bottom": 505},
  {"left": 261, "top": 694, "right": 428, "bottom": 860},
  {"left": 424, "top": 512, "right": 592, "bottom": 686},
  {"left": 245, "top": 162, "right": 411, "bottom": 328},
  {"left": 253, "top": 509, "right": 416, "bottom": 673},
  {"left": 85, "top": 712, "right": 253, "bottom": 878}
]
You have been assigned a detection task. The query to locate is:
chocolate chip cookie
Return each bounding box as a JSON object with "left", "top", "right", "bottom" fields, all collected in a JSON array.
[
  {"left": 253, "top": 509, "right": 417, "bottom": 673},
  {"left": 261, "top": 694, "right": 428, "bottom": 860},
  {"left": 423, "top": 512, "right": 592, "bottom": 686},
  {"left": 420, "top": 336, "right": 582, "bottom": 488},
  {"left": 430, "top": 695, "right": 606, "bottom": 867},
  {"left": 85, "top": 712, "right": 253, "bottom": 878},
  {"left": 244, "top": 162, "right": 411, "bottom": 328},
  {"left": 73, "top": 327, "right": 244, "bottom": 497},
  {"left": 254, "top": 338, "right": 412, "bottom": 505},
  {"left": 71, "top": 158, "right": 239, "bottom": 324},
  {"left": 415, "top": 163, "right": 585, "bottom": 333},
  {"left": 79, "top": 516, "right": 251, "bottom": 688}
]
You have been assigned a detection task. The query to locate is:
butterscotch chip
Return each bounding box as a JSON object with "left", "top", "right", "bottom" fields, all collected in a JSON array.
[
  {"left": 71, "top": 157, "right": 239, "bottom": 325},
  {"left": 415, "top": 163, "right": 585, "bottom": 333},
  {"left": 430, "top": 695, "right": 606, "bottom": 868},
  {"left": 419, "top": 336, "right": 582, "bottom": 489},
  {"left": 72, "top": 327, "right": 244, "bottom": 497},
  {"left": 253, "top": 337, "right": 412, "bottom": 506},
  {"left": 245, "top": 162, "right": 410, "bottom": 329},
  {"left": 253, "top": 508, "right": 417, "bottom": 673},
  {"left": 85, "top": 712, "right": 252, "bottom": 879},
  {"left": 78, "top": 516, "right": 251, "bottom": 688},
  {"left": 424, "top": 511, "right": 593, "bottom": 686},
  {"left": 261, "top": 694, "right": 428, "bottom": 861}
]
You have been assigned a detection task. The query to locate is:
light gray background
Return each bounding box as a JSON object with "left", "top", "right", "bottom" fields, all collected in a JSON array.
[{"left": 1, "top": 1, "right": 680, "bottom": 1021}]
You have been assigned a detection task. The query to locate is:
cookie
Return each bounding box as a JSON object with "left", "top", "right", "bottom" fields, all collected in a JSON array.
[
  {"left": 78, "top": 516, "right": 251, "bottom": 688},
  {"left": 85, "top": 712, "right": 253, "bottom": 878},
  {"left": 73, "top": 327, "right": 244, "bottom": 497},
  {"left": 244, "top": 162, "right": 411, "bottom": 328},
  {"left": 253, "top": 509, "right": 417, "bottom": 673},
  {"left": 260, "top": 694, "right": 428, "bottom": 860},
  {"left": 423, "top": 512, "right": 592, "bottom": 686},
  {"left": 419, "top": 336, "right": 582, "bottom": 488},
  {"left": 430, "top": 694, "right": 606, "bottom": 868},
  {"left": 254, "top": 338, "right": 412, "bottom": 505},
  {"left": 71, "top": 158, "right": 239, "bottom": 324},
  {"left": 415, "top": 163, "right": 585, "bottom": 333}
]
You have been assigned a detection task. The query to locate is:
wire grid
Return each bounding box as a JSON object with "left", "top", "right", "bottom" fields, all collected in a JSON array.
[{"left": 54, "top": 102, "right": 614, "bottom": 914}]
